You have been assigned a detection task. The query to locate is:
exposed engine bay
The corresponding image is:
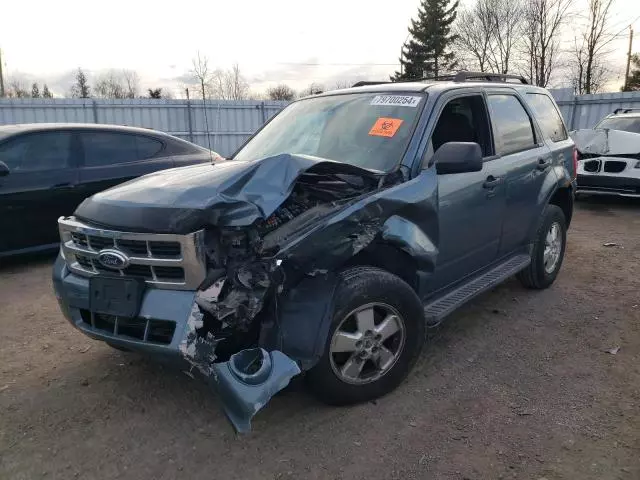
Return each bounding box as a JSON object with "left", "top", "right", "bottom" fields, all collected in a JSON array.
[{"left": 182, "top": 168, "right": 383, "bottom": 369}]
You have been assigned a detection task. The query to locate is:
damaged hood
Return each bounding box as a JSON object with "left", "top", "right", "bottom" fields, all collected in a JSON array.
[
  {"left": 571, "top": 128, "right": 640, "bottom": 156},
  {"left": 74, "top": 153, "right": 382, "bottom": 234}
]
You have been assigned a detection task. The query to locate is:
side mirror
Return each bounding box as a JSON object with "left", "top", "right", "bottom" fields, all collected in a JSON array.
[
  {"left": 433, "top": 142, "right": 483, "bottom": 175},
  {"left": 0, "top": 161, "right": 10, "bottom": 177}
]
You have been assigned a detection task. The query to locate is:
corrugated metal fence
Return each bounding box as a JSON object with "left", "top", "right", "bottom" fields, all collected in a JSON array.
[
  {"left": 0, "top": 98, "right": 288, "bottom": 157},
  {"left": 2, "top": 90, "right": 640, "bottom": 156},
  {"left": 549, "top": 88, "right": 640, "bottom": 130}
]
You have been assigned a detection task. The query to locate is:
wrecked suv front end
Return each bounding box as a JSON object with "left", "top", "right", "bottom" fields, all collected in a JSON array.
[
  {"left": 52, "top": 153, "right": 399, "bottom": 432},
  {"left": 53, "top": 90, "right": 432, "bottom": 432}
]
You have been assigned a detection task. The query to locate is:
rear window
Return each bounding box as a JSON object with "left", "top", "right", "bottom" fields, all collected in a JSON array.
[
  {"left": 526, "top": 93, "right": 568, "bottom": 142},
  {"left": 595, "top": 116, "right": 640, "bottom": 134}
]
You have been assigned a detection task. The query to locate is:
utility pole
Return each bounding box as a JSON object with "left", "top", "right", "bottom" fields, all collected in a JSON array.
[
  {"left": 624, "top": 26, "right": 634, "bottom": 91},
  {"left": 0, "top": 48, "right": 5, "bottom": 97}
]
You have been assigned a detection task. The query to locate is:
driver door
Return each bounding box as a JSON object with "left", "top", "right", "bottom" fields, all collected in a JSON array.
[{"left": 424, "top": 93, "right": 507, "bottom": 293}]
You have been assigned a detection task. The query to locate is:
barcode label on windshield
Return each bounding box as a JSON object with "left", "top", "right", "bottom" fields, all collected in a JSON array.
[{"left": 370, "top": 95, "right": 421, "bottom": 107}]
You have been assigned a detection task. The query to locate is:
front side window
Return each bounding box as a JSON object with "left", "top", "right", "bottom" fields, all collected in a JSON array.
[
  {"left": 0, "top": 132, "right": 72, "bottom": 172},
  {"left": 595, "top": 116, "right": 640, "bottom": 134},
  {"left": 424, "top": 95, "right": 493, "bottom": 166},
  {"left": 526, "top": 93, "right": 568, "bottom": 142},
  {"left": 234, "top": 93, "right": 426, "bottom": 172},
  {"left": 487, "top": 95, "right": 536, "bottom": 155}
]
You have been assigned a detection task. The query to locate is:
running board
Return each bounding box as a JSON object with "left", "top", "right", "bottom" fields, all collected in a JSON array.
[{"left": 423, "top": 254, "right": 531, "bottom": 327}]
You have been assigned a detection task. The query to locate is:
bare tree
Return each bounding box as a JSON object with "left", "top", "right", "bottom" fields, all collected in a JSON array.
[
  {"left": 122, "top": 69, "right": 140, "bottom": 98},
  {"left": 94, "top": 70, "right": 125, "bottom": 99},
  {"left": 7, "top": 77, "right": 30, "bottom": 98},
  {"left": 209, "top": 64, "right": 249, "bottom": 100},
  {"left": 300, "top": 83, "right": 324, "bottom": 97},
  {"left": 569, "top": 0, "right": 616, "bottom": 94},
  {"left": 489, "top": 0, "right": 525, "bottom": 74},
  {"left": 267, "top": 84, "right": 296, "bottom": 101},
  {"left": 520, "top": 0, "right": 574, "bottom": 87},
  {"left": 453, "top": 0, "right": 496, "bottom": 72},
  {"left": 224, "top": 64, "right": 249, "bottom": 100},
  {"left": 191, "top": 51, "right": 213, "bottom": 100},
  {"left": 453, "top": 0, "right": 524, "bottom": 74},
  {"left": 331, "top": 80, "right": 352, "bottom": 90}
]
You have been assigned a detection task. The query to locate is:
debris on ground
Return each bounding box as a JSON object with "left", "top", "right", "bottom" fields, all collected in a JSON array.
[{"left": 605, "top": 346, "right": 620, "bottom": 355}]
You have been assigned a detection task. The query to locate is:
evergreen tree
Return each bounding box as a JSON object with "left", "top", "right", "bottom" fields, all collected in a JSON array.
[
  {"left": 148, "top": 88, "right": 163, "bottom": 98},
  {"left": 393, "top": 0, "right": 459, "bottom": 81},
  {"left": 31, "top": 83, "right": 40, "bottom": 98},
  {"left": 622, "top": 54, "right": 640, "bottom": 91},
  {"left": 42, "top": 84, "right": 53, "bottom": 98},
  {"left": 71, "top": 68, "right": 91, "bottom": 98}
]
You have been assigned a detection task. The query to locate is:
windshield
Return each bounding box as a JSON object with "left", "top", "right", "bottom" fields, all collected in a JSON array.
[
  {"left": 234, "top": 92, "right": 425, "bottom": 171},
  {"left": 596, "top": 116, "right": 640, "bottom": 134}
]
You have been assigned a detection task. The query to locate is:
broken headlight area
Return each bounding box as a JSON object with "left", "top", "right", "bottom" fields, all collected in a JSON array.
[{"left": 178, "top": 169, "right": 387, "bottom": 432}]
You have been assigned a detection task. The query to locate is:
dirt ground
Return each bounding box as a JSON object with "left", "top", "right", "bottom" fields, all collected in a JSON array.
[{"left": 1, "top": 197, "right": 638, "bottom": 480}]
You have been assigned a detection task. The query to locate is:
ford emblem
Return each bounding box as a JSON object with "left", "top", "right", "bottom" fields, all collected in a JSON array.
[{"left": 97, "top": 249, "right": 130, "bottom": 270}]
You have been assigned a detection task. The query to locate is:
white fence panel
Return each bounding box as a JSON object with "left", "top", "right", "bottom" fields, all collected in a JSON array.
[{"left": 0, "top": 98, "right": 288, "bottom": 157}]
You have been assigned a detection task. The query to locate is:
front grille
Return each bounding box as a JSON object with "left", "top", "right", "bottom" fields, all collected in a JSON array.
[
  {"left": 583, "top": 160, "right": 601, "bottom": 173},
  {"left": 80, "top": 310, "right": 176, "bottom": 344},
  {"left": 58, "top": 217, "right": 206, "bottom": 290},
  {"left": 603, "top": 161, "right": 626, "bottom": 173}
]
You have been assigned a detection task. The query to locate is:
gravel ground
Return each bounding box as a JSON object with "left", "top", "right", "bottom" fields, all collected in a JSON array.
[{"left": 1, "top": 197, "right": 639, "bottom": 480}]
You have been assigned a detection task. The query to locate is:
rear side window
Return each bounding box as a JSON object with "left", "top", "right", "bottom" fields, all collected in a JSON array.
[
  {"left": 487, "top": 95, "right": 536, "bottom": 155},
  {"left": 526, "top": 93, "right": 568, "bottom": 142},
  {"left": 80, "top": 132, "right": 163, "bottom": 166},
  {"left": 0, "top": 132, "right": 72, "bottom": 172}
]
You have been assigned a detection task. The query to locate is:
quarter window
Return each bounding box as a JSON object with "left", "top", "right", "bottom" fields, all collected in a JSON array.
[
  {"left": 0, "top": 132, "right": 72, "bottom": 172},
  {"left": 487, "top": 95, "right": 536, "bottom": 155},
  {"left": 526, "top": 93, "right": 568, "bottom": 142}
]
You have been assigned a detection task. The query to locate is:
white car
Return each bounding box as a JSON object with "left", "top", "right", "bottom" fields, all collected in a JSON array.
[{"left": 571, "top": 109, "right": 640, "bottom": 198}]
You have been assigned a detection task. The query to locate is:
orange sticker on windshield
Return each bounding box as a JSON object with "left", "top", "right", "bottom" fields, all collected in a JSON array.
[{"left": 369, "top": 117, "right": 403, "bottom": 137}]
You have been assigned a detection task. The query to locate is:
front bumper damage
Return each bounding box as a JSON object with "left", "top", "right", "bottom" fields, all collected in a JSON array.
[
  {"left": 52, "top": 255, "right": 301, "bottom": 433},
  {"left": 54, "top": 153, "right": 441, "bottom": 432}
]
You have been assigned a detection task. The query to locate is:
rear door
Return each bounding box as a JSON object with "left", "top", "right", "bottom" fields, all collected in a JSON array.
[
  {"left": 77, "top": 131, "right": 170, "bottom": 199},
  {"left": 0, "top": 131, "right": 79, "bottom": 253},
  {"left": 485, "top": 91, "right": 554, "bottom": 255}
]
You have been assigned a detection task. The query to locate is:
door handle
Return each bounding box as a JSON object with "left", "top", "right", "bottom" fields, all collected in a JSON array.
[
  {"left": 51, "top": 182, "right": 75, "bottom": 190},
  {"left": 536, "top": 158, "right": 552, "bottom": 170},
  {"left": 482, "top": 176, "right": 502, "bottom": 189}
]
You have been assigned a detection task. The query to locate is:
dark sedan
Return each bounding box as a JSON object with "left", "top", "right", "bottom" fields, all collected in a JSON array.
[{"left": 0, "top": 123, "right": 218, "bottom": 257}]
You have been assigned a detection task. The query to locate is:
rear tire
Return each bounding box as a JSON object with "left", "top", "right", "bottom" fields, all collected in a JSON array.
[
  {"left": 517, "top": 204, "right": 567, "bottom": 289},
  {"left": 307, "top": 267, "right": 425, "bottom": 406}
]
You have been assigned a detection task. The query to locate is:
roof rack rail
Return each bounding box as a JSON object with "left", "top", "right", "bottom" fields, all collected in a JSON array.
[
  {"left": 351, "top": 71, "right": 528, "bottom": 88},
  {"left": 613, "top": 107, "right": 640, "bottom": 114},
  {"left": 351, "top": 81, "right": 392, "bottom": 87}
]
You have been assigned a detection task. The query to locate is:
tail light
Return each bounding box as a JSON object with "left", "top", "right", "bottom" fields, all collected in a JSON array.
[{"left": 572, "top": 147, "right": 578, "bottom": 179}]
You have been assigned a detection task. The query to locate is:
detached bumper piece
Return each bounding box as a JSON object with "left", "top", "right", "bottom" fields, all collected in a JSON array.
[{"left": 212, "top": 348, "right": 301, "bottom": 433}]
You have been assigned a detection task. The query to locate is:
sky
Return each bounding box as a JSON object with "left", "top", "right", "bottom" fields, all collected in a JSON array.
[{"left": 1, "top": 0, "right": 640, "bottom": 97}]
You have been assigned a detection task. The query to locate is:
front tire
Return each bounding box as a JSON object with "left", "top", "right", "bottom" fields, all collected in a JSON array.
[
  {"left": 518, "top": 204, "right": 567, "bottom": 289},
  {"left": 307, "top": 267, "right": 425, "bottom": 406}
]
